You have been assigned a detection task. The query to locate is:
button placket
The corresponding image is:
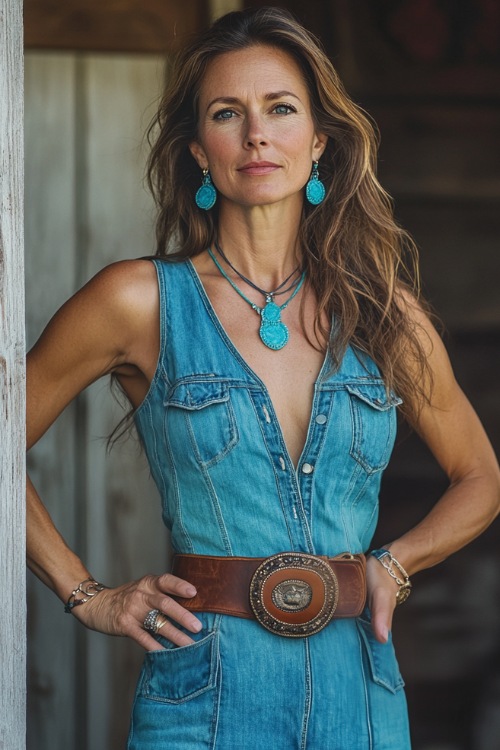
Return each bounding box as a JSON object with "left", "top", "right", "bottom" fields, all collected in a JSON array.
[
  {"left": 250, "top": 389, "right": 313, "bottom": 551},
  {"left": 297, "top": 389, "right": 333, "bottom": 522}
]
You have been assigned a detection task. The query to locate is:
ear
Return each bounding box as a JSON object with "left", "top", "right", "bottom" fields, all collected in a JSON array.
[
  {"left": 312, "top": 132, "right": 328, "bottom": 161},
  {"left": 189, "top": 140, "right": 208, "bottom": 170}
]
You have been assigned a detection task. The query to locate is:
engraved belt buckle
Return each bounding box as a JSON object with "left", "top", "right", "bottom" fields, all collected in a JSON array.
[{"left": 249, "top": 552, "right": 339, "bottom": 637}]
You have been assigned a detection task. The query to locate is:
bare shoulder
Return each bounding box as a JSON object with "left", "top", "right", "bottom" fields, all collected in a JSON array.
[
  {"left": 77, "top": 258, "right": 159, "bottom": 326},
  {"left": 27, "top": 259, "right": 160, "bottom": 446},
  {"left": 37, "top": 258, "right": 159, "bottom": 356}
]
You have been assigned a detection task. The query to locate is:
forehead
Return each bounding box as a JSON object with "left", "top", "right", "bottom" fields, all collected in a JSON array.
[{"left": 197, "top": 45, "right": 310, "bottom": 104}]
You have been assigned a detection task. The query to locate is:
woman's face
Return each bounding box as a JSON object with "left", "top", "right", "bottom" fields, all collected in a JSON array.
[{"left": 189, "top": 45, "right": 327, "bottom": 210}]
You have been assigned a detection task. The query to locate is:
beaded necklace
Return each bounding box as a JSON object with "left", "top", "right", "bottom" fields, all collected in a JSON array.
[
  {"left": 214, "top": 240, "right": 301, "bottom": 299},
  {"left": 207, "top": 246, "right": 305, "bottom": 351}
]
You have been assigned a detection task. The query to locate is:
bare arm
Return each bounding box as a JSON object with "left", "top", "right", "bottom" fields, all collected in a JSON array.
[
  {"left": 27, "top": 260, "right": 201, "bottom": 650},
  {"left": 368, "top": 301, "right": 500, "bottom": 642}
]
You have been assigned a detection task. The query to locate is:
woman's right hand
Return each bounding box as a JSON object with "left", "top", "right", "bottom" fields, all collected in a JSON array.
[{"left": 71, "top": 573, "right": 203, "bottom": 651}]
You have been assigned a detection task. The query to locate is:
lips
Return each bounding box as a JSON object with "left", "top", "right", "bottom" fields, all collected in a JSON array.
[{"left": 237, "top": 161, "right": 281, "bottom": 175}]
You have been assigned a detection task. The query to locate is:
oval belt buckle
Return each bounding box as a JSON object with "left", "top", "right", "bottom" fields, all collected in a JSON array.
[{"left": 249, "top": 552, "right": 339, "bottom": 637}]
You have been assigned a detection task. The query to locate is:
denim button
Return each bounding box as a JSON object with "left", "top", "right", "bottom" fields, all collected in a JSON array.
[
  {"left": 279, "top": 456, "right": 286, "bottom": 470},
  {"left": 301, "top": 463, "right": 314, "bottom": 474},
  {"left": 315, "top": 414, "right": 327, "bottom": 425}
]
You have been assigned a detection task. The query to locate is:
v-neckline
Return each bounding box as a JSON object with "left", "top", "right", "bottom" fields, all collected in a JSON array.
[{"left": 187, "top": 259, "right": 330, "bottom": 471}]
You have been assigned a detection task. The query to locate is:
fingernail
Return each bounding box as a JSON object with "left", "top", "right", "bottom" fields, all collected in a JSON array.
[
  {"left": 380, "top": 626, "right": 389, "bottom": 643},
  {"left": 192, "top": 619, "right": 202, "bottom": 632},
  {"left": 185, "top": 585, "right": 197, "bottom": 597}
]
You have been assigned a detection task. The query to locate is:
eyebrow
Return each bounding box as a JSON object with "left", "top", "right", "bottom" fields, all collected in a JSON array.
[{"left": 206, "top": 90, "right": 302, "bottom": 111}]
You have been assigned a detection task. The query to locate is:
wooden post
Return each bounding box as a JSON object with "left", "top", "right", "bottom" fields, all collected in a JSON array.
[{"left": 0, "top": 0, "right": 26, "bottom": 749}]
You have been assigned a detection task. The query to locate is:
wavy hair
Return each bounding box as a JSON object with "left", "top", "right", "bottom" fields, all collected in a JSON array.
[{"left": 147, "top": 7, "right": 433, "bottom": 420}]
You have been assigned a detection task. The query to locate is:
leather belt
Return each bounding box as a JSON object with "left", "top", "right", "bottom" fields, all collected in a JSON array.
[{"left": 171, "top": 552, "right": 366, "bottom": 638}]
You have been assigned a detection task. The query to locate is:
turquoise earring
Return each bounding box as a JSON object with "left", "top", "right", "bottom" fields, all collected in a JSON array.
[
  {"left": 195, "top": 168, "right": 217, "bottom": 210},
  {"left": 305, "top": 161, "right": 326, "bottom": 205}
]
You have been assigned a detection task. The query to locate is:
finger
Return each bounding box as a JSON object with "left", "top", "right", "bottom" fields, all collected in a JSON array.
[
  {"left": 156, "top": 572, "right": 197, "bottom": 598},
  {"left": 128, "top": 612, "right": 197, "bottom": 651},
  {"left": 370, "top": 588, "right": 395, "bottom": 644},
  {"left": 154, "top": 618, "right": 196, "bottom": 648},
  {"left": 128, "top": 624, "right": 167, "bottom": 652},
  {"left": 153, "top": 596, "right": 202, "bottom": 633}
]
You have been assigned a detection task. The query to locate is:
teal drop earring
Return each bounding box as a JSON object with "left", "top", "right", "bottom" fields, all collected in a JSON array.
[
  {"left": 305, "top": 161, "right": 326, "bottom": 205},
  {"left": 195, "top": 168, "right": 217, "bottom": 210}
]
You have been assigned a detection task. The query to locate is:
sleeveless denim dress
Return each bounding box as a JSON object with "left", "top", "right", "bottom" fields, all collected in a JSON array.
[{"left": 128, "top": 259, "right": 411, "bottom": 750}]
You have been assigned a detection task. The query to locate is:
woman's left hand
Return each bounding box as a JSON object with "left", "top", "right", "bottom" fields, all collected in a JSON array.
[{"left": 366, "top": 553, "right": 399, "bottom": 643}]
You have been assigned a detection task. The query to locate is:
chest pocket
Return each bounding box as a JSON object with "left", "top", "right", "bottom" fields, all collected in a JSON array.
[
  {"left": 346, "top": 381, "right": 402, "bottom": 474},
  {"left": 165, "top": 380, "right": 239, "bottom": 467}
]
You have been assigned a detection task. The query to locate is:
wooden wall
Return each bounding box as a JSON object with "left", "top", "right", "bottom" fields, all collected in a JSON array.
[
  {"left": 1, "top": 1, "right": 26, "bottom": 748},
  {"left": 25, "top": 53, "right": 168, "bottom": 750}
]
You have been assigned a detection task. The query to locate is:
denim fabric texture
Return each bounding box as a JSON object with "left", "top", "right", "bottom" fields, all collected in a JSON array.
[{"left": 128, "top": 259, "right": 411, "bottom": 749}]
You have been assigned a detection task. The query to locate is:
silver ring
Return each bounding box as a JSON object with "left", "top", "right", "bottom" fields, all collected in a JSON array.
[{"left": 143, "top": 609, "right": 162, "bottom": 634}]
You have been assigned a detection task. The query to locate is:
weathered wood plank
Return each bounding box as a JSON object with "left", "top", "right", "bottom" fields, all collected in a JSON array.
[
  {"left": 24, "top": 53, "right": 79, "bottom": 750},
  {"left": 24, "top": 0, "right": 208, "bottom": 53},
  {"left": 0, "top": 0, "right": 26, "bottom": 748}
]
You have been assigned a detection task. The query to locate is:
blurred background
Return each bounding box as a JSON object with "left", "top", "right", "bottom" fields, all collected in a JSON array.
[{"left": 24, "top": 1, "right": 500, "bottom": 748}]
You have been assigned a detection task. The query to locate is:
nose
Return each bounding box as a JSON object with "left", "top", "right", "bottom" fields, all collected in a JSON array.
[{"left": 243, "top": 113, "right": 268, "bottom": 149}]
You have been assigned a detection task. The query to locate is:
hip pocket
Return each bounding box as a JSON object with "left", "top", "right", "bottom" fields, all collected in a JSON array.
[
  {"left": 128, "top": 631, "right": 221, "bottom": 750},
  {"left": 356, "top": 613, "right": 404, "bottom": 694},
  {"left": 139, "top": 629, "right": 220, "bottom": 703}
]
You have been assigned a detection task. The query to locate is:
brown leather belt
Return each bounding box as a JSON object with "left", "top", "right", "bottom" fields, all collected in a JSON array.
[{"left": 172, "top": 551, "right": 366, "bottom": 638}]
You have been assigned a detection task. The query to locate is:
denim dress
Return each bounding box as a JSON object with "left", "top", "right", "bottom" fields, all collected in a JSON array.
[{"left": 128, "top": 259, "right": 411, "bottom": 750}]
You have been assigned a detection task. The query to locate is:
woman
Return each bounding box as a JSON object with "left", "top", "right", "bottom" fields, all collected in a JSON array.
[{"left": 27, "top": 7, "right": 500, "bottom": 749}]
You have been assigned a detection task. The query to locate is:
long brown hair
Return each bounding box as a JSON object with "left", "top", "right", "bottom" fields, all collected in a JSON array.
[{"left": 147, "top": 7, "right": 432, "bottom": 420}]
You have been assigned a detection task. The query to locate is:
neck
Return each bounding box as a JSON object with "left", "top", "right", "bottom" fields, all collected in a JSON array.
[{"left": 216, "top": 197, "right": 303, "bottom": 287}]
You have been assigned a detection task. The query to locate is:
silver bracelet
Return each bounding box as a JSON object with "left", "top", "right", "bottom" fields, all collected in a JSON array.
[
  {"left": 64, "top": 577, "right": 107, "bottom": 614},
  {"left": 370, "top": 549, "right": 412, "bottom": 605}
]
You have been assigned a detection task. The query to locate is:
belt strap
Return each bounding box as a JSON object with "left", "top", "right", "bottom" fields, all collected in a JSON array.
[{"left": 171, "top": 552, "right": 367, "bottom": 620}]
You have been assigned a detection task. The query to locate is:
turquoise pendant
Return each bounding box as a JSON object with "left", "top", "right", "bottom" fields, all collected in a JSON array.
[{"left": 259, "top": 300, "right": 289, "bottom": 350}]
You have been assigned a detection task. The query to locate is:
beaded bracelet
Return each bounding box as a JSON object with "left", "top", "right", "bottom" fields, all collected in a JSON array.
[
  {"left": 64, "top": 577, "right": 108, "bottom": 614},
  {"left": 370, "top": 549, "right": 412, "bottom": 605}
]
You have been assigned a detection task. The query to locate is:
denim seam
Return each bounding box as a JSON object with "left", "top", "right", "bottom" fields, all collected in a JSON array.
[
  {"left": 340, "top": 461, "right": 365, "bottom": 551},
  {"left": 209, "top": 614, "right": 222, "bottom": 750},
  {"left": 200, "top": 463, "right": 233, "bottom": 556},
  {"left": 164, "top": 409, "right": 194, "bottom": 553},
  {"left": 356, "top": 623, "right": 374, "bottom": 750},
  {"left": 300, "top": 638, "right": 312, "bottom": 750},
  {"left": 143, "top": 400, "right": 169, "bottom": 519}
]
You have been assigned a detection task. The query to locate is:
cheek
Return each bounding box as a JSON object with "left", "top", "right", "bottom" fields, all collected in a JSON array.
[{"left": 199, "top": 127, "right": 238, "bottom": 166}]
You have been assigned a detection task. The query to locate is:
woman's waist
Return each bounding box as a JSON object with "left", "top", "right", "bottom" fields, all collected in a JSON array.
[{"left": 170, "top": 550, "right": 367, "bottom": 638}]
